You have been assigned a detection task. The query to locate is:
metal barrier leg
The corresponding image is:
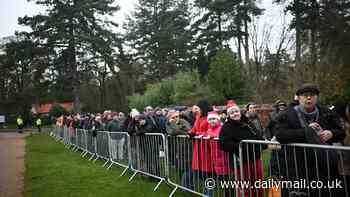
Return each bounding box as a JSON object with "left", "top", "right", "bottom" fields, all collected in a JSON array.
[
  {"left": 153, "top": 178, "right": 164, "bottom": 192},
  {"left": 89, "top": 154, "right": 95, "bottom": 161},
  {"left": 107, "top": 162, "right": 114, "bottom": 170},
  {"left": 102, "top": 160, "right": 109, "bottom": 167},
  {"left": 129, "top": 171, "right": 138, "bottom": 182},
  {"left": 168, "top": 186, "right": 178, "bottom": 197},
  {"left": 82, "top": 151, "right": 88, "bottom": 158},
  {"left": 119, "top": 167, "right": 129, "bottom": 177}
]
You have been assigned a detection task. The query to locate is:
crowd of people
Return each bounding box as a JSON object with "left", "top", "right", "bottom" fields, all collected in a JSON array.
[{"left": 52, "top": 83, "right": 349, "bottom": 197}]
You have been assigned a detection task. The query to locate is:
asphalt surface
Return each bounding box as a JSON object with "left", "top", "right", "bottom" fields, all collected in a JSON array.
[{"left": 0, "top": 132, "right": 28, "bottom": 197}]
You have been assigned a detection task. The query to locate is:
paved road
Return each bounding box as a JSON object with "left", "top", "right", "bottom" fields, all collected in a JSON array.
[{"left": 0, "top": 132, "right": 28, "bottom": 197}]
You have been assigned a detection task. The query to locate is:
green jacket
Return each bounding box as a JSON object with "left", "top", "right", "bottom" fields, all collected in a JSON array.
[{"left": 107, "top": 120, "right": 122, "bottom": 132}]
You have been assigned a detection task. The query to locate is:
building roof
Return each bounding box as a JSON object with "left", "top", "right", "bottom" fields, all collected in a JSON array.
[{"left": 31, "top": 102, "right": 74, "bottom": 114}]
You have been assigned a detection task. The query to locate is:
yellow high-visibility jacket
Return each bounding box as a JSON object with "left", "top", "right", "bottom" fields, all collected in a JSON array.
[
  {"left": 17, "top": 118, "right": 23, "bottom": 125},
  {"left": 36, "top": 118, "right": 42, "bottom": 126}
]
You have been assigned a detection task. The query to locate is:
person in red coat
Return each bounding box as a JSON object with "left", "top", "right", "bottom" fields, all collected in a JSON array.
[
  {"left": 187, "top": 100, "right": 213, "bottom": 196},
  {"left": 207, "top": 111, "right": 233, "bottom": 197},
  {"left": 189, "top": 102, "right": 212, "bottom": 172}
]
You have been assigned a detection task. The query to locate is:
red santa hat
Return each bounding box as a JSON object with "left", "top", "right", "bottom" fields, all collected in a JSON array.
[
  {"left": 226, "top": 100, "right": 240, "bottom": 113},
  {"left": 207, "top": 111, "right": 220, "bottom": 120}
]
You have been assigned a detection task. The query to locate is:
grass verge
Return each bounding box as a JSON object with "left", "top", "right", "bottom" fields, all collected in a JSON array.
[{"left": 24, "top": 133, "right": 191, "bottom": 197}]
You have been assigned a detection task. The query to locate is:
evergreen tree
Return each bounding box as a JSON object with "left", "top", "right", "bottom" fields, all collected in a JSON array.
[
  {"left": 0, "top": 35, "right": 49, "bottom": 115},
  {"left": 274, "top": 0, "right": 350, "bottom": 99},
  {"left": 18, "top": 0, "right": 121, "bottom": 112},
  {"left": 125, "top": 0, "right": 194, "bottom": 82},
  {"left": 207, "top": 48, "right": 246, "bottom": 101},
  {"left": 192, "top": 0, "right": 263, "bottom": 64}
]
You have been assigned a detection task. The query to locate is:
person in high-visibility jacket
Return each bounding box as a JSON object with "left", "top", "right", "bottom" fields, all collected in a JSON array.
[
  {"left": 36, "top": 117, "right": 42, "bottom": 132},
  {"left": 17, "top": 116, "right": 24, "bottom": 133}
]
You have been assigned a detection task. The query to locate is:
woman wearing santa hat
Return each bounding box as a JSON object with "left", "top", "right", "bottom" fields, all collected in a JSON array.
[{"left": 219, "top": 100, "right": 266, "bottom": 197}]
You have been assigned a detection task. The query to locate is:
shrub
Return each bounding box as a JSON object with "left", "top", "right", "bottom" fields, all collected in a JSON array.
[{"left": 208, "top": 48, "right": 247, "bottom": 102}]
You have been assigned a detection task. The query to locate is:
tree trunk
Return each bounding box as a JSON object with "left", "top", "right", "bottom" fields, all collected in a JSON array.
[
  {"left": 68, "top": 19, "right": 80, "bottom": 113},
  {"left": 243, "top": 0, "right": 250, "bottom": 65},
  {"left": 237, "top": 19, "right": 243, "bottom": 64},
  {"left": 237, "top": 36, "right": 242, "bottom": 63},
  {"left": 218, "top": 12, "right": 223, "bottom": 47},
  {"left": 310, "top": 0, "right": 318, "bottom": 81},
  {"left": 114, "top": 73, "right": 129, "bottom": 112},
  {"left": 244, "top": 21, "right": 249, "bottom": 64},
  {"left": 99, "top": 63, "right": 108, "bottom": 110},
  {"left": 310, "top": 28, "right": 317, "bottom": 80},
  {"left": 295, "top": 0, "right": 301, "bottom": 68}
]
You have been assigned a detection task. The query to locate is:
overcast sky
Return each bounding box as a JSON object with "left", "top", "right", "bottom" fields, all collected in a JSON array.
[
  {"left": 0, "top": 0, "right": 137, "bottom": 37},
  {"left": 0, "top": 0, "right": 41, "bottom": 37},
  {"left": 0, "top": 0, "right": 291, "bottom": 52}
]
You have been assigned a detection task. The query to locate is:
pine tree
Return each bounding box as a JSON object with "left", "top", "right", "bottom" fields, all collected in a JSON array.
[
  {"left": 192, "top": 0, "right": 263, "bottom": 64},
  {"left": 125, "top": 0, "right": 194, "bottom": 82},
  {"left": 18, "top": 0, "right": 120, "bottom": 112},
  {"left": 207, "top": 48, "right": 246, "bottom": 100}
]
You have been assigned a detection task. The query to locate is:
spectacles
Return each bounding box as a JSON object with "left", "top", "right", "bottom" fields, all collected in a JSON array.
[
  {"left": 300, "top": 92, "right": 317, "bottom": 97},
  {"left": 228, "top": 110, "right": 240, "bottom": 114}
]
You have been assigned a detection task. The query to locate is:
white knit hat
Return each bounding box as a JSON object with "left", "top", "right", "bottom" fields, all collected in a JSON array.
[{"left": 130, "top": 108, "right": 140, "bottom": 118}]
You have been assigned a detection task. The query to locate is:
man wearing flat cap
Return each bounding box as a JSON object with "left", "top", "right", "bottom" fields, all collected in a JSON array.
[{"left": 271, "top": 83, "right": 346, "bottom": 197}]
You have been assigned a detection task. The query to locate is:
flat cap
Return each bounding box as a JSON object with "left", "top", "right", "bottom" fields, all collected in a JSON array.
[{"left": 296, "top": 83, "right": 320, "bottom": 96}]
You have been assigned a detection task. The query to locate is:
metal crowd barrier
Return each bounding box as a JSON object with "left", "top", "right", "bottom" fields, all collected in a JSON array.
[
  {"left": 69, "top": 127, "right": 78, "bottom": 151},
  {"left": 128, "top": 133, "right": 168, "bottom": 191},
  {"left": 239, "top": 140, "right": 350, "bottom": 197},
  {"left": 47, "top": 126, "right": 350, "bottom": 197},
  {"left": 63, "top": 126, "right": 71, "bottom": 147},
  {"left": 51, "top": 125, "right": 62, "bottom": 141},
  {"left": 59, "top": 126, "right": 64, "bottom": 139},
  {"left": 167, "top": 135, "right": 239, "bottom": 197},
  {"left": 86, "top": 130, "right": 97, "bottom": 160},
  {"left": 76, "top": 129, "right": 86, "bottom": 153},
  {"left": 107, "top": 132, "right": 131, "bottom": 176},
  {"left": 94, "top": 131, "right": 110, "bottom": 167}
]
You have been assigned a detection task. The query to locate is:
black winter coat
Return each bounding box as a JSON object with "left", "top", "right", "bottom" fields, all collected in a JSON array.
[
  {"left": 272, "top": 105, "right": 346, "bottom": 196},
  {"left": 219, "top": 116, "right": 266, "bottom": 169},
  {"left": 274, "top": 105, "right": 345, "bottom": 144},
  {"left": 127, "top": 117, "right": 158, "bottom": 135}
]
